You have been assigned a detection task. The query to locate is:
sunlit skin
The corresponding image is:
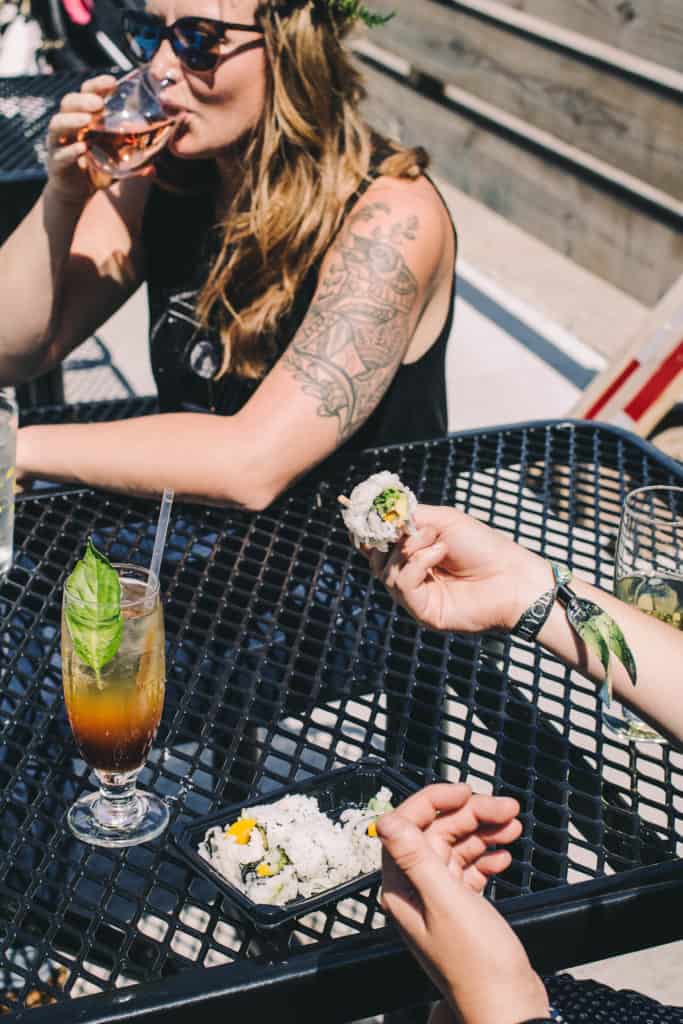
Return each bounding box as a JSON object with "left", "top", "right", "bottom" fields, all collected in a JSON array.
[
  {"left": 146, "top": 0, "right": 267, "bottom": 192},
  {"left": 367, "top": 505, "right": 683, "bottom": 1023},
  {"left": 1, "top": 0, "right": 455, "bottom": 509}
]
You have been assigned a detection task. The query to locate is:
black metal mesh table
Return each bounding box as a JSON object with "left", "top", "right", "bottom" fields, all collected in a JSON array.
[{"left": 3, "top": 406, "right": 683, "bottom": 1022}]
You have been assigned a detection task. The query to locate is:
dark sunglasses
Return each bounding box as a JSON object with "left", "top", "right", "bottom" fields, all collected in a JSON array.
[{"left": 122, "top": 11, "right": 264, "bottom": 72}]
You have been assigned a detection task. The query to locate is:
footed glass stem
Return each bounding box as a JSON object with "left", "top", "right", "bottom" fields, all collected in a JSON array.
[{"left": 68, "top": 770, "right": 169, "bottom": 848}]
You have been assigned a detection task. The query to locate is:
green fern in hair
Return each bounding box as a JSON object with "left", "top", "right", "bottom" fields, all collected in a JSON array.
[{"left": 323, "top": 0, "right": 395, "bottom": 27}]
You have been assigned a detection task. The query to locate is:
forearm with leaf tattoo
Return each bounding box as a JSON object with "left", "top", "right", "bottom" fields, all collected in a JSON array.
[{"left": 282, "top": 202, "right": 420, "bottom": 441}]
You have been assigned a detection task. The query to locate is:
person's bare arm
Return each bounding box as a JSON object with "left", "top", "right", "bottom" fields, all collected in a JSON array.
[
  {"left": 377, "top": 785, "right": 549, "bottom": 1024},
  {"left": 0, "top": 77, "right": 148, "bottom": 383},
  {"left": 17, "top": 178, "right": 452, "bottom": 508},
  {"left": 524, "top": 559, "right": 683, "bottom": 746},
  {"left": 277, "top": 180, "right": 451, "bottom": 443},
  {"left": 372, "top": 506, "right": 683, "bottom": 746},
  {"left": 0, "top": 181, "right": 148, "bottom": 383}
]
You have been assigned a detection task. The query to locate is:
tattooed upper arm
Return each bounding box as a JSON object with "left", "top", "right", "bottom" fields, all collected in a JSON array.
[{"left": 281, "top": 199, "right": 426, "bottom": 442}]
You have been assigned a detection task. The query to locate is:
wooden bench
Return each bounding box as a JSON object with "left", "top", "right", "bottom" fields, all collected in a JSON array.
[{"left": 356, "top": 0, "right": 683, "bottom": 308}]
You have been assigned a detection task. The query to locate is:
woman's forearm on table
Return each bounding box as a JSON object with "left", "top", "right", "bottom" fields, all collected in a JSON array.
[
  {"left": 529, "top": 568, "right": 683, "bottom": 745},
  {"left": 18, "top": 414, "right": 287, "bottom": 510},
  {"left": 0, "top": 187, "right": 82, "bottom": 379}
]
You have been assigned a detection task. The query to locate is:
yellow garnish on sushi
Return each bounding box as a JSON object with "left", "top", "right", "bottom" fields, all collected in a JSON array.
[
  {"left": 226, "top": 817, "right": 257, "bottom": 845},
  {"left": 367, "top": 821, "right": 378, "bottom": 838},
  {"left": 373, "top": 489, "right": 409, "bottom": 525},
  {"left": 256, "top": 862, "right": 275, "bottom": 878}
]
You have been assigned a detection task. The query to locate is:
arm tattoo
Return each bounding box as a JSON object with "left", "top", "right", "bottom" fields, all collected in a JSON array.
[{"left": 282, "top": 203, "right": 420, "bottom": 441}]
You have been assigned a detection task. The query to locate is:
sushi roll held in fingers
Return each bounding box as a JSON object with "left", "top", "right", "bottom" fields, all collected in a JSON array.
[{"left": 339, "top": 471, "right": 417, "bottom": 552}]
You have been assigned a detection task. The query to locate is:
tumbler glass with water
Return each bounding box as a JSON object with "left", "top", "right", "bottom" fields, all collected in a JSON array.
[
  {"left": 603, "top": 485, "right": 683, "bottom": 743},
  {"left": 0, "top": 389, "right": 17, "bottom": 578}
]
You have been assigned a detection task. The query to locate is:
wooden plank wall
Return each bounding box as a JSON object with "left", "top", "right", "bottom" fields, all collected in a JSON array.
[
  {"left": 356, "top": 0, "right": 683, "bottom": 306},
  {"left": 496, "top": 0, "right": 683, "bottom": 71}
]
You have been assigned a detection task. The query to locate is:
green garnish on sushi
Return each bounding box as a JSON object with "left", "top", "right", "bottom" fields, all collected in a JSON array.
[
  {"left": 365, "top": 792, "right": 394, "bottom": 837},
  {"left": 366, "top": 793, "right": 393, "bottom": 815},
  {"left": 255, "top": 848, "right": 290, "bottom": 879},
  {"left": 372, "top": 488, "right": 409, "bottom": 524}
]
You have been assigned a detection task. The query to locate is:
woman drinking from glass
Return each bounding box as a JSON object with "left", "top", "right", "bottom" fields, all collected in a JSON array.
[{"left": 0, "top": 1, "right": 456, "bottom": 507}]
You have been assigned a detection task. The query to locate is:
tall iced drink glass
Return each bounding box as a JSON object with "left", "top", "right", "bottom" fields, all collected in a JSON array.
[{"left": 62, "top": 549, "right": 169, "bottom": 847}]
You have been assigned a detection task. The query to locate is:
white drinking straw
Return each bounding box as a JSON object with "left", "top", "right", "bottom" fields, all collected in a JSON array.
[{"left": 148, "top": 488, "right": 174, "bottom": 603}]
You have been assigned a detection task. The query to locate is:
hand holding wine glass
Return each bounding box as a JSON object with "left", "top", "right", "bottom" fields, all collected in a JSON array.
[
  {"left": 46, "top": 69, "right": 176, "bottom": 201},
  {"left": 78, "top": 68, "right": 176, "bottom": 182},
  {"left": 45, "top": 74, "right": 115, "bottom": 203}
]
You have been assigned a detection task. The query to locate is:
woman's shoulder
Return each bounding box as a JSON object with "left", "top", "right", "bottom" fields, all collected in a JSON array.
[
  {"left": 362, "top": 171, "right": 451, "bottom": 219},
  {"left": 345, "top": 173, "right": 455, "bottom": 277}
]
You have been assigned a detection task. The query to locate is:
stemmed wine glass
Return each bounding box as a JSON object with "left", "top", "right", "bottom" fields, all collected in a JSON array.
[
  {"left": 79, "top": 67, "right": 176, "bottom": 181},
  {"left": 603, "top": 485, "right": 683, "bottom": 744}
]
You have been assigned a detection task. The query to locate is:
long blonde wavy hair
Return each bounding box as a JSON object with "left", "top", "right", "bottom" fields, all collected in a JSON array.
[{"left": 193, "top": 0, "right": 428, "bottom": 379}]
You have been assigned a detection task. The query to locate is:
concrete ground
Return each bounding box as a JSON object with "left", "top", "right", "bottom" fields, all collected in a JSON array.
[{"left": 59, "top": 185, "right": 682, "bottom": 1016}]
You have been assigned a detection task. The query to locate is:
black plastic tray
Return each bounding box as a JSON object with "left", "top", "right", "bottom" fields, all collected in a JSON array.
[{"left": 171, "top": 759, "right": 419, "bottom": 929}]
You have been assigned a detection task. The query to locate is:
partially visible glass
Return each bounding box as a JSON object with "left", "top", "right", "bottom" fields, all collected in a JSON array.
[
  {"left": 61, "top": 564, "right": 169, "bottom": 846},
  {"left": 78, "top": 67, "right": 176, "bottom": 180},
  {"left": 603, "top": 485, "right": 683, "bottom": 744},
  {"left": 0, "top": 389, "right": 17, "bottom": 578}
]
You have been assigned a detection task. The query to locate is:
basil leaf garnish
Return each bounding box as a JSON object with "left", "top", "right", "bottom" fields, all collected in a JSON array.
[{"left": 65, "top": 539, "right": 123, "bottom": 673}]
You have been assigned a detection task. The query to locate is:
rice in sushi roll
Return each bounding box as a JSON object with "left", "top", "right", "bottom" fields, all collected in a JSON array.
[
  {"left": 339, "top": 471, "right": 417, "bottom": 552},
  {"left": 197, "top": 788, "right": 394, "bottom": 906}
]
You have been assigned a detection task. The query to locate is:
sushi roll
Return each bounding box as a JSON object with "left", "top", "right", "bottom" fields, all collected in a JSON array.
[
  {"left": 339, "top": 471, "right": 417, "bottom": 552},
  {"left": 198, "top": 789, "right": 393, "bottom": 906}
]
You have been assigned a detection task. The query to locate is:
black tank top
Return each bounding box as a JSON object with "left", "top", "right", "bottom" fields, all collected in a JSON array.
[{"left": 142, "top": 161, "right": 455, "bottom": 456}]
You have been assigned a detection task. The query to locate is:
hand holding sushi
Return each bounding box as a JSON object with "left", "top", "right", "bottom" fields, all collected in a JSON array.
[
  {"left": 377, "top": 784, "right": 550, "bottom": 1024},
  {"left": 363, "top": 502, "right": 683, "bottom": 744},
  {"left": 366, "top": 502, "right": 548, "bottom": 635}
]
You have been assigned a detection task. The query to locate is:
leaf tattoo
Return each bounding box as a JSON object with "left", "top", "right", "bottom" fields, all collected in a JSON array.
[{"left": 565, "top": 596, "right": 637, "bottom": 705}]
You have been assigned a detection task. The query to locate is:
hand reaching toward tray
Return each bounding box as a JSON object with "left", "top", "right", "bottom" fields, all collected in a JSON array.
[{"left": 378, "top": 784, "right": 550, "bottom": 1024}]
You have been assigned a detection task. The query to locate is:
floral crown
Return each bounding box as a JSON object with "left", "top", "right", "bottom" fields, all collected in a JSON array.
[{"left": 316, "top": 0, "right": 395, "bottom": 27}]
